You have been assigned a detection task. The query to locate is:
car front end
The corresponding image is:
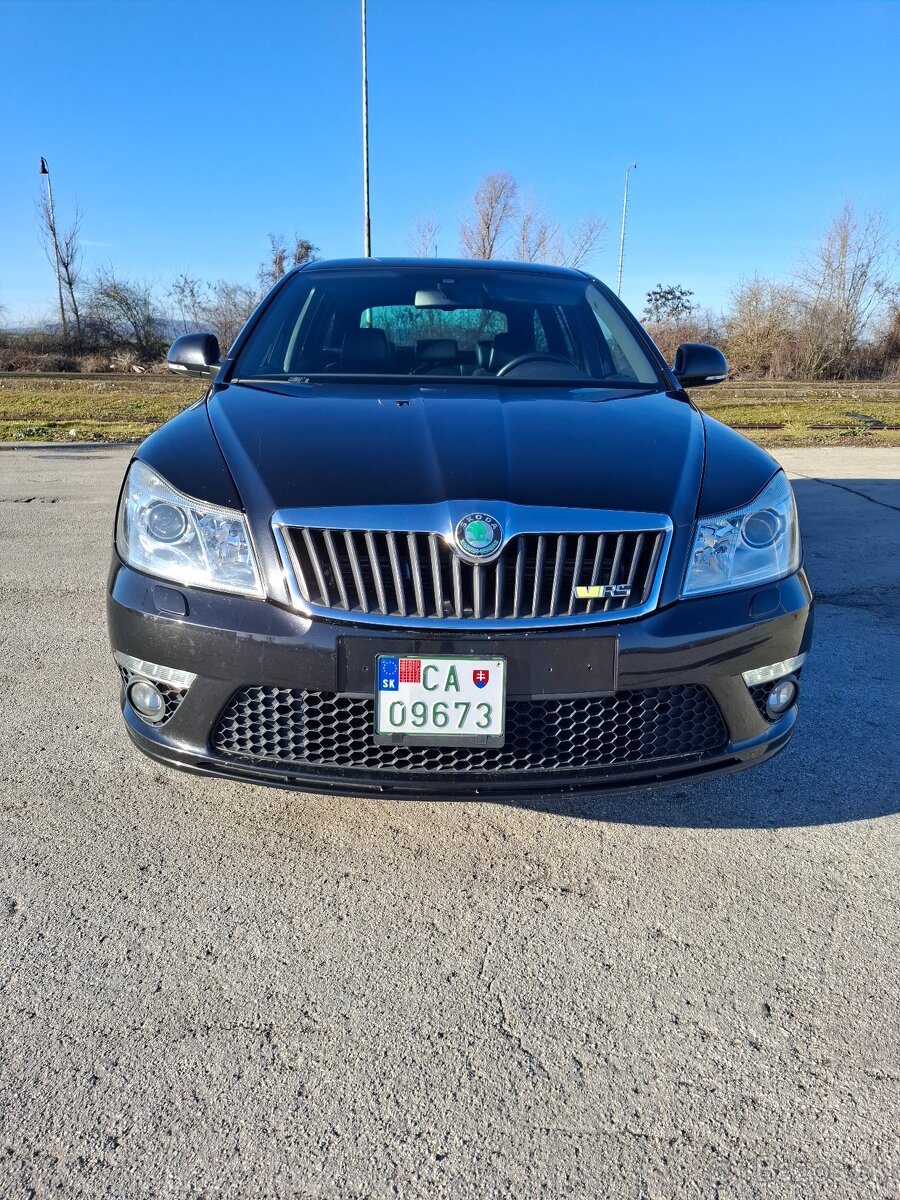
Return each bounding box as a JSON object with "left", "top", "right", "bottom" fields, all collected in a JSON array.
[{"left": 107, "top": 259, "right": 812, "bottom": 799}]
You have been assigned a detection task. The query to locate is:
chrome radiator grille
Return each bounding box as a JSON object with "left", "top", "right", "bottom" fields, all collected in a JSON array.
[{"left": 278, "top": 519, "right": 669, "bottom": 627}]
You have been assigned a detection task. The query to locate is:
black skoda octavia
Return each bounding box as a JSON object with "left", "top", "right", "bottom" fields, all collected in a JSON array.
[{"left": 107, "top": 258, "right": 813, "bottom": 797}]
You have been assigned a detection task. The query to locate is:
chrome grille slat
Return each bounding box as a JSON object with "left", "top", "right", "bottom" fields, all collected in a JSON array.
[
  {"left": 585, "top": 533, "right": 606, "bottom": 615},
  {"left": 642, "top": 533, "right": 664, "bottom": 603},
  {"left": 473, "top": 564, "right": 484, "bottom": 620},
  {"left": 365, "top": 530, "right": 388, "bottom": 615},
  {"left": 302, "top": 528, "right": 331, "bottom": 609},
  {"left": 344, "top": 530, "right": 369, "bottom": 614},
  {"left": 512, "top": 539, "right": 526, "bottom": 619},
  {"left": 385, "top": 531, "right": 407, "bottom": 617},
  {"left": 283, "top": 519, "right": 670, "bottom": 627},
  {"left": 493, "top": 553, "right": 505, "bottom": 619},
  {"left": 621, "top": 532, "right": 645, "bottom": 611},
  {"left": 549, "top": 535, "right": 566, "bottom": 617},
  {"left": 531, "top": 534, "right": 546, "bottom": 618},
  {"left": 428, "top": 534, "right": 444, "bottom": 618},
  {"left": 407, "top": 533, "right": 426, "bottom": 618},
  {"left": 604, "top": 533, "right": 626, "bottom": 612},
  {"left": 451, "top": 554, "right": 463, "bottom": 619},
  {"left": 567, "top": 534, "right": 587, "bottom": 615},
  {"left": 321, "top": 530, "right": 350, "bottom": 611}
]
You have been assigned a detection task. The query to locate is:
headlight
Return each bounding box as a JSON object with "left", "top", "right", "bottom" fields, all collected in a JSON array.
[
  {"left": 116, "top": 459, "right": 264, "bottom": 598},
  {"left": 682, "top": 470, "right": 800, "bottom": 597}
]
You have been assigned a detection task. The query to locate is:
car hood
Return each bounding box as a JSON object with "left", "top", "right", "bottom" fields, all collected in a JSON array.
[{"left": 207, "top": 381, "right": 706, "bottom": 526}]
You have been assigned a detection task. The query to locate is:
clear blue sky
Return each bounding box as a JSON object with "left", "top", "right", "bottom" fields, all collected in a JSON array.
[{"left": 2, "top": 0, "right": 898, "bottom": 324}]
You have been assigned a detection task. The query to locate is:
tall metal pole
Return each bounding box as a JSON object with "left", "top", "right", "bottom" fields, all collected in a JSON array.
[
  {"left": 616, "top": 162, "right": 637, "bottom": 297},
  {"left": 40, "top": 157, "right": 68, "bottom": 339},
  {"left": 361, "top": 0, "right": 371, "bottom": 257}
]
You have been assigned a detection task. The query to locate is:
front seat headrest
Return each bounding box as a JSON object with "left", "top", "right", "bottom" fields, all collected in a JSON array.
[{"left": 341, "top": 327, "right": 393, "bottom": 370}]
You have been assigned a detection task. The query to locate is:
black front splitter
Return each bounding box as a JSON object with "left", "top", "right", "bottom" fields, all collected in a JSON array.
[{"left": 123, "top": 711, "right": 794, "bottom": 801}]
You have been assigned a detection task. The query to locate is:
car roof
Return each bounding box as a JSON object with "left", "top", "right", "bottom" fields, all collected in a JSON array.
[{"left": 297, "top": 256, "right": 592, "bottom": 280}]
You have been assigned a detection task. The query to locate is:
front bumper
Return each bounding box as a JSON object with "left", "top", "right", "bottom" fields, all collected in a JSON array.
[{"left": 107, "top": 558, "right": 813, "bottom": 798}]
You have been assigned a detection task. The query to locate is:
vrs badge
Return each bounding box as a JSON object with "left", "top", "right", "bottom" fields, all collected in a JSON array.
[
  {"left": 454, "top": 512, "right": 503, "bottom": 561},
  {"left": 574, "top": 584, "right": 632, "bottom": 600}
]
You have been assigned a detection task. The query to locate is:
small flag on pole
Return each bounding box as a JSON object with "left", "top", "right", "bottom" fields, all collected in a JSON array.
[{"left": 39, "top": 157, "right": 49, "bottom": 175}]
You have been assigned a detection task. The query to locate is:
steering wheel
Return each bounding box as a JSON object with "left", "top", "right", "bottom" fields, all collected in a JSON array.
[{"left": 495, "top": 352, "right": 575, "bottom": 377}]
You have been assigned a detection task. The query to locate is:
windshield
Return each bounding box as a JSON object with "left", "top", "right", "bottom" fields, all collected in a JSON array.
[{"left": 232, "top": 267, "right": 662, "bottom": 388}]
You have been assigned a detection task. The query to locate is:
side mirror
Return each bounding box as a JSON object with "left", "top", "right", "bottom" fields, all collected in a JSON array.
[
  {"left": 672, "top": 343, "right": 728, "bottom": 388},
  {"left": 167, "top": 332, "right": 222, "bottom": 378}
]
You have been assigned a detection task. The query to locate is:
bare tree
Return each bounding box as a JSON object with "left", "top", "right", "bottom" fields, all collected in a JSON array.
[
  {"left": 407, "top": 215, "right": 440, "bottom": 257},
  {"left": 871, "top": 289, "right": 900, "bottom": 377},
  {"left": 723, "top": 276, "right": 799, "bottom": 377},
  {"left": 85, "top": 267, "right": 164, "bottom": 360},
  {"left": 201, "top": 279, "right": 259, "bottom": 352},
  {"left": 563, "top": 214, "right": 605, "bottom": 270},
  {"left": 55, "top": 203, "right": 84, "bottom": 343},
  {"left": 515, "top": 193, "right": 562, "bottom": 264},
  {"left": 165, "top": 275, "right": 257, "bottom": 349},
  {"left": 291, "top": 237, "right": 318, "bottom": 268},
  {"left": 794, "top": 202, "right": 897, "bottom": 377},
  {"left": 164, "top": 236, "right": 321, "bottom": 354},
  {"left": 460, "top": 171, "right": 520, "bottom": 259},
  {"left": 258, "top": 233, "right": 320, "bottom": 292},
  {"left": 168, "top": 273, "right": 205, "bottom": 334},
  {"left": 459, "top": 172, "right": 605, "bottom": 267},
  {"left": 37, "top": 193, "right": 85, "bottom": 341},
  {"left": 262, "top": 234, "right": 288, "bottom": 289}
]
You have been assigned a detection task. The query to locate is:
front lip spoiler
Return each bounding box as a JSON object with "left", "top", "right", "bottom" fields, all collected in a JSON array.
[{"left": 122, "top": 707, "right": 796, "bottom": 800}]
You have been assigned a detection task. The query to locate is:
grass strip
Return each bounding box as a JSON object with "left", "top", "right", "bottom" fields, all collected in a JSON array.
[{"left": 1, "top": 376, "right": 899, "bottom": 448}]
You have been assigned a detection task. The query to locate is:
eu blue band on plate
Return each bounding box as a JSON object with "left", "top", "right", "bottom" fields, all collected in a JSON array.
[{"left": 378, "top": 657, "right": 400, "bottom": 691}]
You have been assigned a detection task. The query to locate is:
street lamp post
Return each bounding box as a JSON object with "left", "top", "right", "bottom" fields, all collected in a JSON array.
[
  {"left": 39, "top": 156, "right": 68, "bottom": 339},
  {"left": 616, "top": 162, "right": 637, "bottom": 297},
  {"left": 361, "top": 0, "right": 371, "bottom": 257}
]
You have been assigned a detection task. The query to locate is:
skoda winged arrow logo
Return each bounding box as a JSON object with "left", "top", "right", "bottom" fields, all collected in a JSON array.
[{"left": 454, "top": 512, "right": 503, "bottom": 561}]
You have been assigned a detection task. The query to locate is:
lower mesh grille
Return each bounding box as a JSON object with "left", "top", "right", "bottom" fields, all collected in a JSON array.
[
  {"left": 749, "top": 683, "right": 772, "bottom": 720},
  {"left": 212, "top": 686, "right": 727, "bottom": 774}
]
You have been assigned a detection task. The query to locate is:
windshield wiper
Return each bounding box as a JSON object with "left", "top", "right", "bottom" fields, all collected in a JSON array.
[{"left": 228, "top": 375, "right": 663, "bottom": 393}]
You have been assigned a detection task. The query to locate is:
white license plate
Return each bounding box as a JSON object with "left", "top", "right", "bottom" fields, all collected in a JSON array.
[{"left": 375, "top": 655, "right": 506, "bottom": 746}]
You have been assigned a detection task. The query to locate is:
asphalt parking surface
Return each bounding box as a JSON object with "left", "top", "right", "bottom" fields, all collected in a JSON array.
[{"left": 1, "top": 445, "right": 898, "bottom": 1199}]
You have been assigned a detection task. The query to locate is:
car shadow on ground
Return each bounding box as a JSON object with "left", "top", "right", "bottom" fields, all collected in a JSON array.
[
  {"left": 502, "top": 748, "right": 898, "bottom": 829},
  {"left": 494, "top": 476, "right": 900, "bottom": 830}
]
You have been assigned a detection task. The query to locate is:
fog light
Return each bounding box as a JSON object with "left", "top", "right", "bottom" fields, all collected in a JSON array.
[
  {"left": 128, "top": 679, "right": 166, "bottom": 722},
  {"left": 766, "top": 677, "right": 798, "bottom": 718}
]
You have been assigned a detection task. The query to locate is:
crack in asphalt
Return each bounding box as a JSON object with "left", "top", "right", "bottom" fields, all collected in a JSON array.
[
  {"left": 0, "top": 497, "right": 60, "bottom": 504},
  {"left": 789, "top": 470, "right": 900, "bottom": 514},
  {"left": 813, "top": 585, "right": 899, "bottom": 619}
]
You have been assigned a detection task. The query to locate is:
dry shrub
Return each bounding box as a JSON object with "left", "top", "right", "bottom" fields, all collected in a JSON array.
[
  {"left": 81, "top": 353, "right": 116, "bottom": 373},
  {"left": 0, "top": 349, "right": 79, "bottom": 372}
]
